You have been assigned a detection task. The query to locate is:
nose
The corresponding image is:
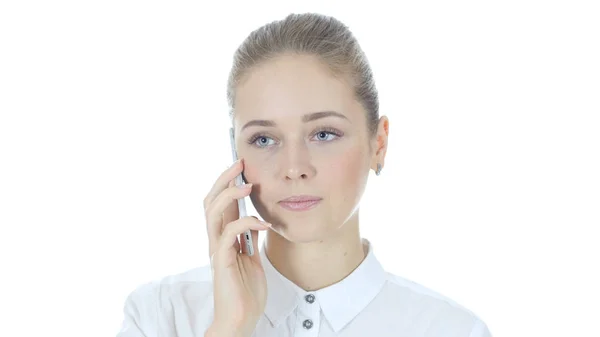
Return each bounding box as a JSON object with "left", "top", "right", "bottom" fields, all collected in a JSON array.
[{"left": 280, "top": 141, "right": 316, "bottom": 181}]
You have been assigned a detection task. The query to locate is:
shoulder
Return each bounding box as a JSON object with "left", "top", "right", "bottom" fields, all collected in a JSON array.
[
  {"left": 119, "top": 264, "right": 214, "bottom": 329},
  {"left": 384, "top": 271, "right": 476, "bottom": 315},
  {"left": 381, "top": 271, "right": 491, "bottom": 336},
  {"left": 124, "top": 264, "right": 213, "bottom": 307}
]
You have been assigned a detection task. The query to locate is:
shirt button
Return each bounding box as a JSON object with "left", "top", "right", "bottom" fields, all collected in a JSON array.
[
  {"left": 305, "top": 294, "right": 315, "bottom": 303},
  {"left": 303, "top": 319, "right": 313, "bottom": 329}
]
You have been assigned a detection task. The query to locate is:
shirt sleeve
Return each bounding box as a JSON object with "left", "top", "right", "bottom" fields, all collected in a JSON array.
[
  {"left": 469, "top": 318, "right": 492, "bottom": 337},
  {"left": 116, "top": 282, "right": 159, "bottom": 337}
]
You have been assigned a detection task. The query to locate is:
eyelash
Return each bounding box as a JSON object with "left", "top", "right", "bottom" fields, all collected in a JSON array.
[{"left": 246, "top": 127, "right": 343, "bottom": 148}]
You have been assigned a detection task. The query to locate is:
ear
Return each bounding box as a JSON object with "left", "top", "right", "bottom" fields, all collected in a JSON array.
[{"left": 370, "top": 116, "right": 390, "bottom": 173}]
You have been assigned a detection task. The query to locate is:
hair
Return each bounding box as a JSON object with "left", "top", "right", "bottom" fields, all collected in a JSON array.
[{"left": 226, "top": 12, "right": 380, "bottom": 138}]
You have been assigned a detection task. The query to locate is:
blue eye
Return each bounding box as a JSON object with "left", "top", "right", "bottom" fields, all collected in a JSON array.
[
  {"left": 314, "top": 131, "right": 336, "bottom": 141},
  {"left": 247, "top": 127, "right": 343, "bottom": 149},
  {"left": 251, "top": 136, "right": 275, "bottom": 148}
]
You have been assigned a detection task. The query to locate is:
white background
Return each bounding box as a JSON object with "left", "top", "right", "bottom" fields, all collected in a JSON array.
[{"left": 1, "top": 1, "right": 598, "bottom": 336}]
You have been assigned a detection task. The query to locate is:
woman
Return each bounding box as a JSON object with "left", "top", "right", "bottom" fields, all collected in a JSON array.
[{"left": 117, "top": 12, "right": 491, "bottom": 337}]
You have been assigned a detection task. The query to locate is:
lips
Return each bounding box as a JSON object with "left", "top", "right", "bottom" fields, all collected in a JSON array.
[
  {"left": 279, "top": 195, "right": 321, "bottom": 202},
  {"left": 278, "top": 195, "right": 322, "bottom": 211}
]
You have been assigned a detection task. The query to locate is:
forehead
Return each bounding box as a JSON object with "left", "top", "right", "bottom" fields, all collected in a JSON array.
[{"left": 234, "top": 54, "right": 362, "bottom": 125}]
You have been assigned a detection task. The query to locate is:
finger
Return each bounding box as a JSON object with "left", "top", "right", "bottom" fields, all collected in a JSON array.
[
  {"left": 203, "top": 159, "right": 244, "bottom": 210},
  {"left": 206, "top": 183, "right": 253, "bottom": 249},
  {"left": 206, "top": 182, "right": 252, "bottom": 226},
  {"left": 210, "top": 232, "right": 240, "bottom": 259},
  {"left": 217, "top": 217, "right": 270, "bottom": 262},
  {"left": 206, "top": 184, "right": 252, "bottom": 231},
  {"left": 222, "top": 179, "right": 241, "bottom": 227},
  {"left": 207, "top": 179, "right": 238, "bottom": 257}
]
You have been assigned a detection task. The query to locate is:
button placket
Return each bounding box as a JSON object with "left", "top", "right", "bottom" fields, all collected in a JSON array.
[
  {"left": 295, "top": 293, "right": 319, "bottom": 336},
  {"left": 305, "top": 294, "right": 315, "bottom": 304}
]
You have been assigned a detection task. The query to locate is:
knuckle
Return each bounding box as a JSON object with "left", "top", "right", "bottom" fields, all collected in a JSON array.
[
  {"left": 216, "top": 189, "right": 231, "bottom": 203},
  {"left": 204, "top": 204, "right": 214, "bottom": 219},
  {"left": 223, "top": 218, "right": 245, "bottom": 235},
  {"left": 222, "top": 219, "right": 235, "bottom": 232},
  {"left": 221, "top": 190, "right": 238, "bottom": 206},
  {"left": 222, "top": 226, "right": 234, "bottom": 239}
]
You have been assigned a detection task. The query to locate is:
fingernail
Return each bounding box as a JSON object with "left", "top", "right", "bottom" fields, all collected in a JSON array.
[
  {"left": 237, "top": 183, "right": 252, "bottom": 189},
  {"left": 262, "top": 221, "right": 272, "bottom": 228}
]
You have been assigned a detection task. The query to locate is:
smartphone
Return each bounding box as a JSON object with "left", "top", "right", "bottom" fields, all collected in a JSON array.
[{"left": 229, "top": 127, "right": 255, "bottom": 256}]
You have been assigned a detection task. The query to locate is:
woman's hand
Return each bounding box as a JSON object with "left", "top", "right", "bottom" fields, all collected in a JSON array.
[{"left": 203, "top": 158, "right": 271, "bottom": 337}]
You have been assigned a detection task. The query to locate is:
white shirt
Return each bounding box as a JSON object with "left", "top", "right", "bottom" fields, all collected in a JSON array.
[{"left": 117, "top": 238, "right": 491, "bottom": 337}]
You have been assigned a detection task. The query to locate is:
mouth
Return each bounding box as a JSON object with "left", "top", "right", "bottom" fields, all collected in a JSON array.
[{"left": 278, "top": 195, "right": 322, "bottom": 212}]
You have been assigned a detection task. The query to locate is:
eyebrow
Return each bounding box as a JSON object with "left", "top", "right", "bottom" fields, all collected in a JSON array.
[{"left": 241, "top": 111, "right": 349, "bottom": 131}]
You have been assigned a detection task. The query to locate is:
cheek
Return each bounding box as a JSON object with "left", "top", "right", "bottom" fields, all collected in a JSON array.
[
  {"left": 240, "top": 159, "right": 272, "bottom": 204},
  {"left": 326, "top": 147, "right": 367, "bottom": 188},
  {"left": 241, "top": 159, "right": 267, "bottom": 184}
]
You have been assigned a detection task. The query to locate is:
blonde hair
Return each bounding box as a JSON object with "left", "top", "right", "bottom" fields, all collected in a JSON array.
[{"left": 226, "top": 12, "right": 380, "bottom": 137}]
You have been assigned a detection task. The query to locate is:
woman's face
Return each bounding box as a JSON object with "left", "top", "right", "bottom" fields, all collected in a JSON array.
[{"left": 233, "top": 53, "right": 386, "bottom": 243}]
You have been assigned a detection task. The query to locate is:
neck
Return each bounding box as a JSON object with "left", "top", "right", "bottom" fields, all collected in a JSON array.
[{"left": 264, "top": 212, "right": 366, "bottom": 291}]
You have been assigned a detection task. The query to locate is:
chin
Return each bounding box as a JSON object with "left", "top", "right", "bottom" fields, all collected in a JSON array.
[
  {"left": 252, "top": 197, "right": 337, "bottom": 241},
  {"left": 275, "top": 226, "right": 326, "bottom": 244},
  {"left": 271, "top": 215, "right": 335, "bottom": 243}
]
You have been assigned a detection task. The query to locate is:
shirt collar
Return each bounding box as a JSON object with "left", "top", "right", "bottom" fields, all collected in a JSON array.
[{"left": 260, "top": 238, "right": 388, "bottom": 333}]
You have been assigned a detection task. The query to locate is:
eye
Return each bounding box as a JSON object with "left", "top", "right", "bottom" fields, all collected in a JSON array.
[
  {"left": 247, "top": 127, "right": 343, "bottom": 149},
  {"left": 312, "top": 128, "right": 342, "bottom": 142},
  {"left": 314, "top": 131, "right": 335, "bottom": 141},
  {"left": 248, "top": 135, "right": 276, "bottom": 148}
]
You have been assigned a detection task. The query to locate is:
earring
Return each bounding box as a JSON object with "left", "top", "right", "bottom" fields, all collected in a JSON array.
[{"left": 375, "top": 163, "right": 382, "bottom": 176}]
